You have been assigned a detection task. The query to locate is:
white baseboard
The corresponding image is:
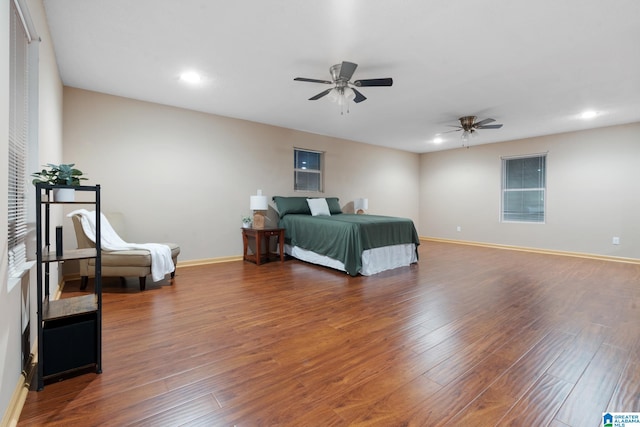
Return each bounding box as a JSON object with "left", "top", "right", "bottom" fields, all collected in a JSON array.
[
  {"left": 420, "top": 236, "right": 640, "bottom": 265},
  {"left": 1, "top": 352, "right": 36, "bottom": 427}
]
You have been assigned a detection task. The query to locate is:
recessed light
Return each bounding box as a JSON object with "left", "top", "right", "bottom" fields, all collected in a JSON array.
[
  {"left": 179, "top": 71, "right": 202, "bottom": 84},
  {"left": 579, "top": 110, "right": 598, "bottom": 119}
]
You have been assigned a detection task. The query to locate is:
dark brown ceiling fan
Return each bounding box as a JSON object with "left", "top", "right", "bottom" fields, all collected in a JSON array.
[
  {"left": 444, "top": 116, "right": 503, "bottom": 141},
  {"left": 294, "top": 61, "right": 393, "bottom": 107}
]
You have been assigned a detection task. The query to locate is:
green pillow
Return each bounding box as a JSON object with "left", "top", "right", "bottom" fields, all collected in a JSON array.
[
  {"left": 272, "top": 196, "right": 311, "bottom": 218},
  {"left": 325, "top": 197, "right": 342, "bottom": 214}
]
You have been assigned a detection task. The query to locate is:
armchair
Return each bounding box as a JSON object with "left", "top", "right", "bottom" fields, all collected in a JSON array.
[{"left": 71, "top": 214, "right": 180, "bottom": 291}]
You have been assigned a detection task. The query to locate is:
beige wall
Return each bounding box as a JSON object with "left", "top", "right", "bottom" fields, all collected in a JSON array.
[
  {"left": 62, "top": 87, "right": 640, "bottom": 262},
  {"left": 62, "top": 87, "right": 421, "bottom": 262},
  {"left": 1, "top": 0, "right": 63, "bottom": 421},
  {"left": 420, "top": 122, "right": 640, "bottom": 259}
]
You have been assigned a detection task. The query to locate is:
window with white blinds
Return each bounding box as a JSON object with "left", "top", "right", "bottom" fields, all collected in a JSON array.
[
  {"left": 294, "top": 148, "right": 324, "bottom": 192},
  {"left": 501, "top": 154, "right": 547, "bottom": 223},
  {"left": 8, "top": 0, "right": 31, "bottom": 278}
]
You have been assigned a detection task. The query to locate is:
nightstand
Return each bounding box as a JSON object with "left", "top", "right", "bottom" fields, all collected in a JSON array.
[{"left": 242, "top": 227, "right": 285, "bottom": 265}]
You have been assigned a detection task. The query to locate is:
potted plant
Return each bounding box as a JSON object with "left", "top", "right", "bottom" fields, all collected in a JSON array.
[
  {"left": 31, "top": 163, "right": 87, "bottom": 201},
  {"left": 242, "top": 215, "right": 253, "bottom": 228}
]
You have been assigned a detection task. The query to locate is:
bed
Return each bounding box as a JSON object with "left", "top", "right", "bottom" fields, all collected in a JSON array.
[{"left": 273, "top": 196, "right": 419, "bottom": 276}]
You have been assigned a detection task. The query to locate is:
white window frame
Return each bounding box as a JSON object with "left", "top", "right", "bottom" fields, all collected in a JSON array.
[
  {"left": 501, "top": 153, "right": 547, "bottom": 224},
  {"left": 294, "top": 148, "right": 324, "bottom": 193}
]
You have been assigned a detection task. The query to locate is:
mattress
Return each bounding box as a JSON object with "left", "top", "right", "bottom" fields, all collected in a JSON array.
[{"left": 279, "top": 213, "right": 420, "bottom": 276}]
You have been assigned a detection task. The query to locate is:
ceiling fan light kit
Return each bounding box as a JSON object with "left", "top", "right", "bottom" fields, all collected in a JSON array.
[
  {"left": 294, "top": 61, "right": 393, "bottom": 114},
  {"left": 328, "top": 87, "right": 355, "bottom": 104}
]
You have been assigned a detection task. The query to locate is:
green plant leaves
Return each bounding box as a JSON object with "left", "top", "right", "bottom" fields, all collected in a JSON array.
[{"left": 31, "top": 163, "right": 87, "bottom": 185}]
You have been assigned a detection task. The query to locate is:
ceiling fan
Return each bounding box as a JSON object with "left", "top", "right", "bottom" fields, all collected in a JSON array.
[
  {"left": 444, "top": 116, "right": 503, "bottom": 141},
  {"left": 294, "top": 61, "right": 393, "bottom": 111}
]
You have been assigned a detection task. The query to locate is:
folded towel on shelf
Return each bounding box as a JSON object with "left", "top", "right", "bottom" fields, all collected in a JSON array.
[{"left": 67, "top": 209, "right": 174, "bottom": 282}]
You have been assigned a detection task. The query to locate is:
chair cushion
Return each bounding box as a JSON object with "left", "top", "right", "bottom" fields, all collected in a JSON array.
[
  {"left": 101, "top": 250, "right": 151, "bottom": 267},
  {"left": 89, "top": 243, "right": 180, "bottom": 268}
]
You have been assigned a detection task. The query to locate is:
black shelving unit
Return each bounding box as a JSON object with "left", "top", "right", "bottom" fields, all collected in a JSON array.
[{"left": 35, "top": 183, "right": 102, "bottom": 390}]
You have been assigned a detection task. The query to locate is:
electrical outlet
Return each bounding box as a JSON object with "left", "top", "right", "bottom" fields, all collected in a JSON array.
[
  {"left": 456, "top": 226, "right": 462, "bottom": 232},
  {"left": 612, "top": 236, "right": 620, "bottom": 245}
]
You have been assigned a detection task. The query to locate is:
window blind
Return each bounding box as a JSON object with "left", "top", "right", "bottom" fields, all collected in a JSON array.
[
  {"left": 294, "top": 148, "right": 323, "bottom": 192},
  {"left": 8, "top": 0, "right": 30, "bottom": 277},
  {"left": 501, "top": 154, "right": 547, "bottom": 223}
]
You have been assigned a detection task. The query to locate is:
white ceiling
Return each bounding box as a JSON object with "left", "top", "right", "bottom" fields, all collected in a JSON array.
[{"left": 42, "top": 0, "right": 640, "bottom": 153}]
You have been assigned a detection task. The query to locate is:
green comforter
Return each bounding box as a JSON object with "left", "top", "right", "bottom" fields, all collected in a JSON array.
[{"left": 279, "top": 214, "right": 419, "bottom": 276}]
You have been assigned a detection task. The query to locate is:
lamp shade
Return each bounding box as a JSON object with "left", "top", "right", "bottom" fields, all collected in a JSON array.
[
  {"left": 354, "top": 198, "right": 368, "bottom": 212},
  {"left": 250, "top": 189, "right": 268, "bottom": 211},
  {"left": 328, "top": 88, "right": 339, "bottom": 103},
  {"left": 344, "top": 87, "right": 355, "bottom": 102},
  {"left": 250, "top": 195, "right": 267, "bottom": 210}
]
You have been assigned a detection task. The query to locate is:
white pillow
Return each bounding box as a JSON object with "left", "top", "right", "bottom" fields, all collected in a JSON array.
[{"left": 306, "top": 198, "right": 331, "bottom": 216}]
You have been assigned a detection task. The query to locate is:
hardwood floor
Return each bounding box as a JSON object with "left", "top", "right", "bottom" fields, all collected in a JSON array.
[{"left": 18, "top": 240, "right": 640, "bottom": 426}]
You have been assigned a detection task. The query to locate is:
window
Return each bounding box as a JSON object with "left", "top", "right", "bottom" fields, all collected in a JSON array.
[
  {"left": 294, "top": 148, "right": 323, "bottom": 192},
  {"left": 501, "top": 154, "right": 546, "bottom": 223},
  {"left": 8, "top": 0, "right": 35, "bottom": 278}
]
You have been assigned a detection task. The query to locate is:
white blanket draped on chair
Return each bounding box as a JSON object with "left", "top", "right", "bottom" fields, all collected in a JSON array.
[{"left": 68, "top": 209, "right": 174, "bottom": 282}]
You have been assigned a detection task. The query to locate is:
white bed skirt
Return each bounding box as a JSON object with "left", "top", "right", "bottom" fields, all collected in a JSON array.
[{"left": 284, "top": 243, "right": 417, "bottom": 276}]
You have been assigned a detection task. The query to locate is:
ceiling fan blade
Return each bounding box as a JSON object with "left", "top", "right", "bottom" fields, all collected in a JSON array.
[
  {"left": 294, "top": 77, "right": 333, "bottom": 84},
  {"left": 473, "top": 118, "right": 496, "bottom": 127},
  {"left": 308, "top": 88, "right": 333, "bottom": 100},
  {"left": 353, "top": 78, "right": 393, "bottom": 87},
  {"left": 339, "top": 61, "right": 358, "bottom": 81},
  {"left": 477, "top": 124, "right": 503, "bottom": 129},
  {"left": 352, "top": 88, "right": 367, "bottom": 103},
  {"left": 442, "top": 128, "right": 462, "bottom": 133}
]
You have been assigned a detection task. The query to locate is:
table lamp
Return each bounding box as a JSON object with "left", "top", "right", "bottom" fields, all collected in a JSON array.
[
  {"left": 354, "top": 198, "right": 368, "bottom": 214},
  {"left": 250, "top": 190, "right": 268, "bottom": 228}
]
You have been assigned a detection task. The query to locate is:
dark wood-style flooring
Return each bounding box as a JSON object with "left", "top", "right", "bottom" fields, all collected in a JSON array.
[{"left": 18, "top": 240, "right": 640, "bottom": 426}]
